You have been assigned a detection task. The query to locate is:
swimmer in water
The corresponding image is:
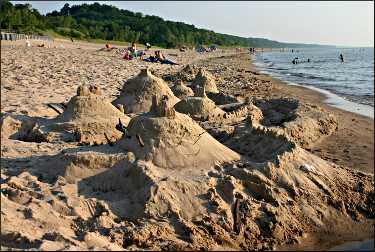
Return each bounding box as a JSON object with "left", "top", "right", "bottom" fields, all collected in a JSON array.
[{"left": 340, "top": 53, "right": 344, "bottom": 62}]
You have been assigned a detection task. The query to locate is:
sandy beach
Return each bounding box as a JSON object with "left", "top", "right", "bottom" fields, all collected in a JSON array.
[{"left": 1, "top": 39, "right": 374, "bottom": 251}]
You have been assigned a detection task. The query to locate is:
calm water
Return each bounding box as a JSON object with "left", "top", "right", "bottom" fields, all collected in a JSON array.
[{"left": 252, "top": 47, "right": 374, "bottom": 117}]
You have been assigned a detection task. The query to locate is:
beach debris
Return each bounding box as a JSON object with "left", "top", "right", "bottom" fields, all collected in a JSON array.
[
  {"left": 116, "top": 118, "right": 127, "bottom": 134},
  {"left": 233, "top": 198, "right": 242, "bottom": 234},
  {"left": 104, "top": 133, "right": 114, "bottom": 146},
  {"left": 136, "top": 134, "right": 144, "bottom": 147},
  {"left": 47, "top": 104, "right": 62, "bottom": 115}
]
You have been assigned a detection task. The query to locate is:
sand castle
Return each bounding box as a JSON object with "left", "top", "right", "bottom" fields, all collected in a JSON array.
[
  {"left": 118, "top": 95, "right": 240, "bottom": 169},
  {"left": 171, "top": 80, "right": 194, "bottom": 99},
  {"left": 112, "top": 68, "right": 180, "bottom": 114},
  {"left": 190, "top": 68, "right": 219, "bottom": 93},
  {"left": 5, "top": 85, "right": 131, "bottom": 145},
  {"left": 7, "top": 93, "right": 369, "bottom": 251},
  {"left": 174, "top": 85, "right": 226, "bottom": 121}
]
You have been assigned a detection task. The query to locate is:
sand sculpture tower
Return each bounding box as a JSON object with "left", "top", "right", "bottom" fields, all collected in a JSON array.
[
  {"left": 191, "top": 68, "right": 219, "bottom": 94},
  {"left": 112, "top": 68, "right": 180, "bottom": 114},
  {"left": 118, "top": 95, "right": 240, "bottom": 169}
]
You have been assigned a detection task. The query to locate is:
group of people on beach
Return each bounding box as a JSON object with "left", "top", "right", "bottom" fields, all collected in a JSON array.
[
  {"left": 121, "top": 42, "right": 178, "bottom": 65},
  {"left": 97, "top": 41, "right": 179, "bottom": 65},
  {"left": 249, "top": 47, "right": 256, "bottom": 54}
]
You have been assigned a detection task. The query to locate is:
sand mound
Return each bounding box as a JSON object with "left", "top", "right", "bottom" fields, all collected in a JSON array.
[
  {"left": 251, "top": 98, "right": 338, "bottom": 148},
  {"left": 1, "top": 114, "right": 24, "bottom": 140},
  {"left": 174, "top": 86, "right": 226, "bottom": 121},
  {"left": 164, "top": 64, "right": 200, "bottom": 82},
  {"left": 191, "top": 68, "right": 219, "bottom": 94},
  {"left": 207, "top": 92, "right": 240, "bottom": 105},
  {"left": 171, "top": 80, "right": 194, "bottom": 99},
  {"left": 224, "top": 122, "right": 295, "bottom": 163},
  {"left": 118, "top": 95, "right": 240, "bottom": 169},
  {"left": 9, "top": 85, "right": 130, "bottom": 145},
  {"left": 179, "top": 64, "right": 201, "bottom": 81},
  {"left": 112, "top": 68, "right": 180, "bottom": 114},
  {"left": 200, "top": 102, "right": 263, "bottom": 142}
]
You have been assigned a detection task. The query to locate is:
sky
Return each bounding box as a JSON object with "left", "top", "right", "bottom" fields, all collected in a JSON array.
[{"left": 12, "top": 1, "right": 374, "bottom": 47}]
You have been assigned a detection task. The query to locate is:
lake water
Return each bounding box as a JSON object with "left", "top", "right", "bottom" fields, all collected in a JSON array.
[{"left": 251, "top": 47, "right": 374, "bottom": 118}]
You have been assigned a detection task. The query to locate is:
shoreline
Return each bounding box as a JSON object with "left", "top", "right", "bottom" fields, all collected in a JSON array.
[
  {"left": 285, "top": 81, "right": 374, "bottom": 119},
  {"left": 244, "top": 54, "right": 374, "bottom": 174},
  {"left": 251, "top": 53, "right": 374, "bottom": 119}
]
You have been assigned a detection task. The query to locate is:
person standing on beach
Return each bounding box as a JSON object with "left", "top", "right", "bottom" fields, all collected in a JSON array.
[{"left": 340, "top": 53, "right": 344, "bottom": 62}]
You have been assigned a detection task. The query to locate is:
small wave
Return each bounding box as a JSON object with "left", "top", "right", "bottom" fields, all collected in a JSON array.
[
  {"left": 277, "top": 71, "right": 336, "bottom": 82},
  {"left": 269, "top": 67, "right": 288, "bottom": 71}
]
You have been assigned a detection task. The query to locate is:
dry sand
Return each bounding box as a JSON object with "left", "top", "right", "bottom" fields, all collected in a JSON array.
[{"left": 1, "top": 40, "right": 373, "bottom": 251}]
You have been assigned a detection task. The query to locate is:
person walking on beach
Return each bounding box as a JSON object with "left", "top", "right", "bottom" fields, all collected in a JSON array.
[{"left": 340, "top": 53, "right": 344, "bottom": 62}]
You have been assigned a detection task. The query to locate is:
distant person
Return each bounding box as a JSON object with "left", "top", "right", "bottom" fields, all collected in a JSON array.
[
  {"left": 101, "top": 43, "right": 117, "bottom": 51},
  {"left": 129, "top": 42, "right": 144, "bottom": 58},
  {"left": 155, "top": 50, "right": 179, "bottom": 65},
  {"left": 143, "top": 54, "right": 157, "bottom": 63},
  {"left": 129, "top": 42, "right": 137, "bottom": 53},
  {"left": 123, "top": 50, "right": 133, "bottom": 60},
  {"left": 25, "top": 40, "right": 31, "bottom": 47},
  {"left": 146, "top": 42, "right": 151, "bottom": 50},
  {"left": 340, "top": 53, "right": 344, "bottom": 62},
  {"left": 70, "top": 37, "right": 74, "bottom": 43},
  {"left": 307, "top": 58, "right": 310, "bottom": 63}
]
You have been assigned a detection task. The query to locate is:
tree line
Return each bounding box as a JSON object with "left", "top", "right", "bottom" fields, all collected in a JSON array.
[{"left": 0, "top": 1, "right": 330, "bottom": 48}]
